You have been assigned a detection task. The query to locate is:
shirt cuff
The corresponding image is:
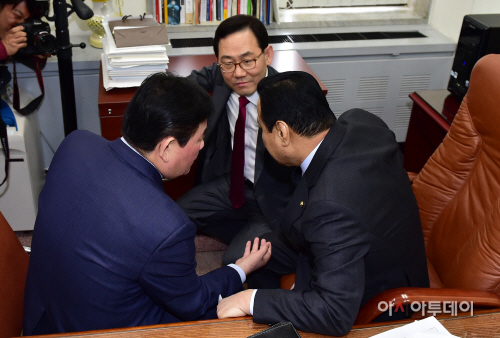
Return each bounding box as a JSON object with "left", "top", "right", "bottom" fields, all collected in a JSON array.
[
  {"left": 249, "top": 289, "right": 258, "bottom": 315},
  {"left": 228, "top": 263, "right": 246, "bottom": 283}
]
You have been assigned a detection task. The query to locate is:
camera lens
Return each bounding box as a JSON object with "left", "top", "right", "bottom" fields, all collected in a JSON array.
[{"left": 34, "top": 32, "right": 56, "bottom": 54}]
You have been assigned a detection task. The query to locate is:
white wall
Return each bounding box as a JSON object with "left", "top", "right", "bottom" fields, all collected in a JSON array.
[
  {"left": 60, "top": 0, "right": 146, "bottom": 38},
  {"left": 429, "top": 0, "right": 500, "bottom": 41}
]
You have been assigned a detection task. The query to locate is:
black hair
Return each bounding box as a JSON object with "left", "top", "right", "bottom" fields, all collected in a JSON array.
[
  {"left": 121, "top": 72, "right": 213, "bottom": 152},
  {"left": 213, "top": 15, "right": 268, "bottom": 58},
  {"left": 257, "top": 71, "right": 335, "bottom": 137},
  {"left": 0, "top": 0, "right": 44, "bottom": 17},
  {"left": 0, "top": 0, "right": 24, "bottom": 7}
]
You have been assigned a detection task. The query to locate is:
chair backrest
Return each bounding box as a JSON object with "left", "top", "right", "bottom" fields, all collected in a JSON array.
[
  {"left": 412, "top": 54, "right": 500, "bottom": 292},
  {"left": 0, "top": 211, "right": 29, "bottom": 338}
]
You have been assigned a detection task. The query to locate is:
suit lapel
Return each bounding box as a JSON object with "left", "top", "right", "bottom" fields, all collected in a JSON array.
[
  {"left": 281, "top": 175, "right": 308, "bottom": 239},
  {"left": 204, "top": 85, "right": 232, "bottom": 162},
  {"left": 303, "top": 121, "right": 346, "bottom": 189},
  {"left": 254, "top": 128, "right": 265, "bottom": 183}
]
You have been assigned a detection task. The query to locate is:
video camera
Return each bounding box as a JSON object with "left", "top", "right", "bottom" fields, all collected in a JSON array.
[{"left": 16, "top": 0, "right": 56, "bottom": 57}]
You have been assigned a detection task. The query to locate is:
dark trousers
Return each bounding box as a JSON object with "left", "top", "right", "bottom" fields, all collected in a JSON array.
[{"left": 177, "top": 174, "right": 298, "bottom": 288}]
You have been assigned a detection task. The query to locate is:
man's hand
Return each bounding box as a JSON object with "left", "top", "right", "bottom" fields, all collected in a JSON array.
[
  {"left": 217, "top": 289, "right": 254, "bottom": 318},
  {"left": 3, "top": 25, "right": 27, "bottom": 56},
  {"left": 235, "top": 237, "right": 272, "bottom": 276}
]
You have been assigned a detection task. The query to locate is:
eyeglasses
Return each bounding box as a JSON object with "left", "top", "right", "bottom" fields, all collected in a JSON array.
[{"left": 218, "top": 52, "right": 264, "bottom": 73}]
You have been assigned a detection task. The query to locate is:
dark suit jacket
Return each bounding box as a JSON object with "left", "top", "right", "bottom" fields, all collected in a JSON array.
[
  {"left": 188, "top": 64, "right": 294, "bottom": 228},
  {"left": 23, "top": 130, "right": 243, "bottom": 335},
  {"left": 253, "top": 109, "right": 429, "bottom": 336}
]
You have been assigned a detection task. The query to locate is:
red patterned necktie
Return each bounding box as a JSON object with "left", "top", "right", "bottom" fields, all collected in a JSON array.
[{"left": 229, "top": 96, "right": 250, "bottom": 209}]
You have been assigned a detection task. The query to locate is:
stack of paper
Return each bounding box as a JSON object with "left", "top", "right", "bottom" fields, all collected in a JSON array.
[{"left": 101, "top": 16, "right": 170, "bottom": 91}]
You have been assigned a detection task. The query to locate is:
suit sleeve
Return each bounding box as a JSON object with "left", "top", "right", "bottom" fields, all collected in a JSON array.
[
  {"left": 253, "top": 200, "right": 371, "bottom": 336},
  {"left": 138, "top": 220, "right": 243, "bottom": 321},
  {"left": 0, "top": 40, "right": 8, "bottom": 62},
  {"left": 187, "top": 63, "right": 220, "bottom": 92}
]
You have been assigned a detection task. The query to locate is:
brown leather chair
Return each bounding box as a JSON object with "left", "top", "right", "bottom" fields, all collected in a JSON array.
[
  {"left": 355, "top": 53, "right": 500, "bottom": 324},
  {"left": 0, "top": 211, "right": 29, "bottom": 338}
]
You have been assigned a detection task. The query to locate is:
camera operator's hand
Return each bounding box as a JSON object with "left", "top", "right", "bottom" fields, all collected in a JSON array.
[{"left": 3, "top": 25, "right": 27, "bottom": 56}]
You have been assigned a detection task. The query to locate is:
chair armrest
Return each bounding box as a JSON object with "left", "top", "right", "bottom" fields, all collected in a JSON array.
[
  {"left": 280, "top": 273, "right": 296, "bottom": 290},
  {"left": 355, "top": 287, "right": 500, "bottom": 325},
  {"left": 407, "top": 172, "right": 418, "bottom": 183}
]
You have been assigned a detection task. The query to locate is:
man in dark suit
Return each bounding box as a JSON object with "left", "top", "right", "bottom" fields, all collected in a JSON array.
[
  {"left": 22, "top": 73, "right": 272, "bottom": 335},
  {"left": 217, "top": 71, "right": 429, "bottom": 336},
  {"left": 178, "top": 15, "right": 296, "bottom": 286}
]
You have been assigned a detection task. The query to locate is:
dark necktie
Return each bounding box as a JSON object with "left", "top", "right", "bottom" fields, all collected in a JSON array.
[{"left": 229, "top": 96, "right": 250, "bottom": 209}]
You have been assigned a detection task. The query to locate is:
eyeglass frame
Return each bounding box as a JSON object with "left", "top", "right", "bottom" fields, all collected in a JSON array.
[{"left": 217, "top": 52, "right": 264, "bottom": 73}]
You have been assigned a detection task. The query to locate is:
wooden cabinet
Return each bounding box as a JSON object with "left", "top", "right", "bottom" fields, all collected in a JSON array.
[{"left": 403, "top": 90, "right": 461, "bottom": 173}]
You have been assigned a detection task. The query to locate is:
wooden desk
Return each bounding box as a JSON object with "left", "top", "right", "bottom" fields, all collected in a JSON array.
[
  {"left": 25, "top": 311, "right": 500, "bottom": 338},
  {"left": 403, "top": 90, "right": 461, "bottom": 173}
]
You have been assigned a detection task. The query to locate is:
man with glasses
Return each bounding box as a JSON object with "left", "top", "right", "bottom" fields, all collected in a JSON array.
[{"left": 178, "top": 15, "right": 297, "bottom": 288}]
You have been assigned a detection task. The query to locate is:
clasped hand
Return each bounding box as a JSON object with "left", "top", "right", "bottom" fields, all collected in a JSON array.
[{"left": 218, "top": 237, "right": 271, "bottom": 319}]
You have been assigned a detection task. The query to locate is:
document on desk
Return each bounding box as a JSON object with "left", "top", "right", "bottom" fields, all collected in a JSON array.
[{"left": 369, "top": 316, "right": 460, "bottom": 338}]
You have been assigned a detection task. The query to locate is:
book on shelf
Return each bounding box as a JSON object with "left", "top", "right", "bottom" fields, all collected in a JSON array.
[
  {"left": 200, "top": 0, "right": 206, "bottom": 22},
  {"left": 231, "top": 0, "right": 237, "bottom": 17},
  {"left": 164, "top": 0, "right": 169, "bottom": 23},
  {"left": 240, "top": 0, "right": 247, "bottom": 15},
  {"left": 266, "top": 0, "right": 270, "bottom": 25},
  {"left": 194, "top": 0, "right": 201, "bottom": 24},
  {"left": 168, "top": 0, "right": 181, "bottom": 24},
  {"left": 180, "top": 0, "right": 186, "bottom": 23},
  {"left": 216, "top": 0, "right": 221, "bottom": 20},
  {"left": 272, "top": 0, "right": 279, "bottom": 24},
  {"left": 156, "top": 0, "right": 160, "bottom": 22},
  {"left": 186, "top": 0, "right": 193, "bottom": 23},
  {"left": 147, "top": 0, "right": 276, "bottom": 25}
]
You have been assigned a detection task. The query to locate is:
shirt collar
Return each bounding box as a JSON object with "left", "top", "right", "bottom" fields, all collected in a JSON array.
[
  {"left": 120, "top": 137, "right": 163, "bottom": 178},
  {"left": 300, "top": 139, "right": 324, "bottom": 175},
  {"left": 246, "top": 89, "right": 260, "bottom": 106}
]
